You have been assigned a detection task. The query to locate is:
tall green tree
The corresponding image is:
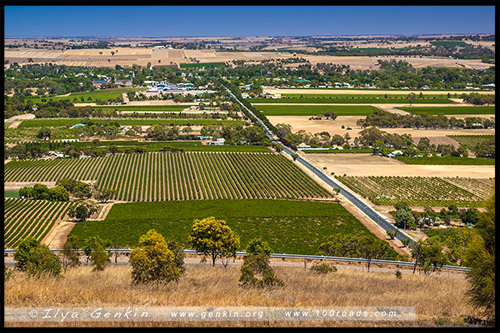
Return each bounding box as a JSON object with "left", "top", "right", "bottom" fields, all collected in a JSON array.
[
  {"left": 62, "top": 235, "right": 81, "bottom": 273},
  {"left": 130, "top": 229, "right": 181, "bottom": 285},
  {"left": 189, "top": 217, "right": 240, "bottom": 267},
  {"left": 15, "top": 236, "right": 61, "bottom": 277},
  {"left": 464, "top": 191, "right": 495, "bottom": 323}
]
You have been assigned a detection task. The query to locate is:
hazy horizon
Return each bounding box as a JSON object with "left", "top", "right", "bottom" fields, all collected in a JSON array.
[{"left": 4, "top": 6, "right": 495, "bottom": 38}]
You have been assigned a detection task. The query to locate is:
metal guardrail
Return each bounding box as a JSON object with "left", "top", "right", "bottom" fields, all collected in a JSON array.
[{"left": 3, "top": 249, "right": 470, "bottom": 271}]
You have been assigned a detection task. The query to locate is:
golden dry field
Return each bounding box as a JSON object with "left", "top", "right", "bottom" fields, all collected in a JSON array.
[{"left": 4, "top": 264, "right": 478, "bottom": 328}]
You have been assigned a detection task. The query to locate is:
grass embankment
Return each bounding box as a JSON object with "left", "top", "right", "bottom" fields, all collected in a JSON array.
[
  {"left": 69, "top": 199, "right": 394, "bottom": 256},
  {"left": 397, "top": 106, "right": 495, "bottom": 115},
  {"left": 4, "top": 190, "right": 20, "bottom": 198},
  {"left": 23, "top": 88, "right": 141, "bottom": 104},
  {"left": 395, "top": 156, "right": 495, "bottom": 165},
  {"left": 92, "top": 105, "right": 192, "bottom": 111},
  {"left": 4, "top": 264, "right": 477, "bottom": 327},
  {"left": 18, "top": 118, "right": 246, "bottom": 128},
  {"left": 249, "top": 94, "right": 453, "bottom": 104},
  {"left": 254, "top": 105, "right": 382, "bottom": 116},
  {"left": 448, "top": 135, "right": 495, "bottom": 147}
]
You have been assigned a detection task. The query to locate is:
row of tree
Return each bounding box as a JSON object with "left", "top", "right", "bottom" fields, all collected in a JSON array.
[{"left": 358, "top": 110, "right": 495, "bottom": 130}]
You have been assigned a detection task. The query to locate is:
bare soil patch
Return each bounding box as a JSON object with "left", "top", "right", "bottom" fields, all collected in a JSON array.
[
  {"left": 267, "top": 115, "right": 495, "bottom": 138},
  {"left": 304, "top": 153, "right": 496, "bottom": 178},
  {"left": 263, "top": 88, "right": 495, "bottom": 95}
]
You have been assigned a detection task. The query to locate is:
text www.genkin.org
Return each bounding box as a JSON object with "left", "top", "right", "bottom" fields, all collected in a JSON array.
[{"left": 5, "top": 306, "right": 416, "bottom": 322}]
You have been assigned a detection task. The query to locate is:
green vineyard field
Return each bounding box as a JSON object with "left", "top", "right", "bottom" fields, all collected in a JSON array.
[
  {"left": 70, "top": 199, "right": 397, "bottom": 257},
  {"left": 335, "top": 175, "right": 494, "bottom": 208},
  {"left": 4, "top": 198, "right": 73, "bottom": 248},
  {"left": 5, "top": 152, "right": 333, "bottom": 201}
]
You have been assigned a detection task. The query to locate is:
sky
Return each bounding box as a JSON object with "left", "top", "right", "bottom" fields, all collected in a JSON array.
[{"left": 4, "top": 5, "right": 496, "bottom": 37}]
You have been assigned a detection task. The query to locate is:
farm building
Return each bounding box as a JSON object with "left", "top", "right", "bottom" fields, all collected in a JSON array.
[
  {"left": 388, "top": 150, "right": 403, "bottom": 158},
  {"left": 92, "top": 79, "right": 109, "bottom": 87},
  {"left": 210, "top": 138, "right": 225, "bottom": 145},
  {"left": 114, "top": 76, "right": 133, "bottom": 87}
]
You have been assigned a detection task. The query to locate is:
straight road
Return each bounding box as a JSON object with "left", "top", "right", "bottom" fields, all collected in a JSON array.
[{"left": 222, "top": 84, "right": 414, "bottom": 244}]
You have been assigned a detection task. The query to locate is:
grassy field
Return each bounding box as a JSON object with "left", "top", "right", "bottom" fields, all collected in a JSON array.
[
  {"left": 18, "top": 118, "right": 247, "bottom": 128},
  {"left": 4, "top": 127, "right": 77, "bottom": 142},
  {"left": 430, "top": 41, "right": 468, "bottom": 47},
  {"left": 4, "top": 190, "right": 20, "bottom": 198},
  {"left": 398, "top": 106, "right": 495, "bottom": 115},
  {"left": 254, "top": 105, "right": 382, "bottom": 116},
  {"left": 302, "top": 149, "right": 374, "bottom": 154},
  {"left": 249, "top": 94, "right": 453, "bottom": 104},
  {"left": 179, "top": 62, "right": 226, "bottom": 68},
  {"left": 41, "top": 140, "right": 272, "bottom": 153},
  {"left": 5, "top": 264, "right": 476, "bottom": 328},
  {"left": 92, "top": 105, "right": 191, "bottom": 111},
  {"left": 395, "top": 156, "right": 495, "bottom": 165},
  {"left": 448, "top": 135, "right": 495, "bottom": 147},
  {"left": 24, "top": 88, "right": 139, "bottom": 104},
  {"left": 69, "top": 199, "right": 395, "bottom": 256}
]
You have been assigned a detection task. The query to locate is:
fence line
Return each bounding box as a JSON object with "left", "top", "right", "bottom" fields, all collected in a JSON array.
[{"left": 3, "top": 249, "right": 470, "bottom": 272}]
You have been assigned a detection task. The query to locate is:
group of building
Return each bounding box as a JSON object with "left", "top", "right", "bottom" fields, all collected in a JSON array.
[{"left": 92, "top": 75, "right": 133, "bottom": 88}]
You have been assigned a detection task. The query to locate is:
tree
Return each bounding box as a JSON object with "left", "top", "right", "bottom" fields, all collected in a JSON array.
[
  {"left": 73, "top": 182, "right": 92, "bottom": 200},
  {"left": 15, "top": 236, "right": 61, "bottom": 277},
  {"left": 246, "top": 238, "right": 273, "bottom": 256},
  {"left": 464, "top": 191, "right": 495, "bottom": 323},
  {"left": 189, "top": 217, "right": 240, "bottom": 267},
  {"left": 239, "top": 252, "right": 284, "bottom": 289},
  {"left": 68, "top": 200, "right": 98, "bottom": 221},
  {"left": 130, "top": 229, "right": 181, "bottom": 285},
  {"left": 324, "top": 111, "right": 337, "bottom": 120},
  {"left": 62, "top": 235, "right": 81, "bottom": 273},
  {"left": 394, "top": 207, "right": 416, "bottom": 230},
  {"left": 460, "top": 208, "right": 481, "bottom": 225},
  {"left": 291, "top": 153, "right": 299, "bottom": 161},
  {"left": 49, "top": 186, "right": 70, "bottom": 201},
  {"left": 386, "top": 230, "right": 398, "bottom": 240},
  {"left": 410, "top": 237, "right": 447, "bottom": 275},
  {"left": 56, "top": 177, "right": 79, "bottom": 192},
  {"left": 239, "top": 240, "right": 283, "bottom": 289},
  {"left": 272, "top": 142, "right": 283, "bottom": 153},
  {"left": 356, "top": 235, "right": 389, "bottom": 272},
  {"left": 275, "top": 123, "right": 292, "bottom": 138},
  {"left": 93, "top": 186, "right": 117, "bottom": 203},
  {"left": 36, "top": 127, "right": 52, "bottom": 141},
  {"left": 84, "top": 236, "right": 112, "bottom": 272},
  {"left": 407, "top": 92, "right": 416, "bottom": 106}
]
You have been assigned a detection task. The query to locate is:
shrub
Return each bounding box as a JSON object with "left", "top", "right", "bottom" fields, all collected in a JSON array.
[
  {"left": 310, "top": 263, "right": 337, "bottom": 274},
  {"left": 130, "top": 229, "right": 181, "bottom": 285},
  {"left": 69, "top": 201, "right": 98, "bottom": 222},
  {"left": 14, "top": 236, "right": 61, "bottom": 277},
  {"left": 83, "top": 236, "right": 112, "bottom": 272},
  {"left": 239, "top": 253, "right": 284, "bottom": 289}
]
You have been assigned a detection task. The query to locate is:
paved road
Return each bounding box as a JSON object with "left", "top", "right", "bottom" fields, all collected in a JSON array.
[{"left": 222, "top": 84, "right": 414, "bottom": 244}]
